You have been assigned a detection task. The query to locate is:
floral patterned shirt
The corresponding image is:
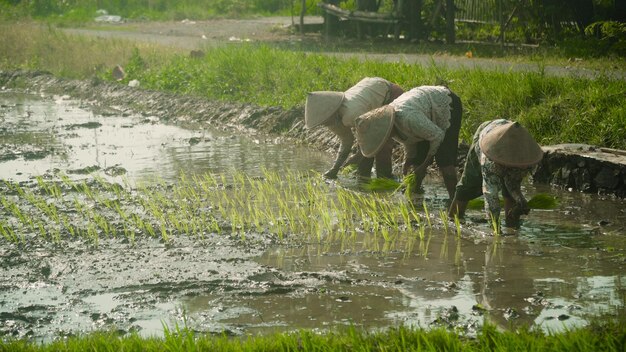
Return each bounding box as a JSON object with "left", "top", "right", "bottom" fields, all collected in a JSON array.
[
  {"left": 389, "top": 86, "right": 453, "bottom": 159},
  {"left": 475, "top": 119, "right": 532, "bottom": 215},
  {"left": 338, "top": 77, "right": 394, "bottom": 127}
]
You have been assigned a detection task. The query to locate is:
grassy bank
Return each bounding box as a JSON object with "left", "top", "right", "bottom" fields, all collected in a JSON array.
[
  {"left": 132, "top": 45, "right": 625, "bottom": 148},
  {"left": 2, "top": 321, "right": 625, "bottom": 351},
  {"left": 0, "top": 0, "right": 312, "bottom": 22},
  {"left": 1, "top": 23, "right": 625, "bottom": 149}
]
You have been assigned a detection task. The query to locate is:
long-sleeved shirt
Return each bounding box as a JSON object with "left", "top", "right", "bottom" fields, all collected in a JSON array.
[
  {"left": 475, "top": 119, "right": 532, "bottom": 216},
  {"left": 389, "top": 86, "right": 452, "bottom": 160},
  {"left": 338, "top": 77, "right": 397, "bottom": 127},
  {"left": 328, "top": 77, "right": 403, "bottom": 172}
]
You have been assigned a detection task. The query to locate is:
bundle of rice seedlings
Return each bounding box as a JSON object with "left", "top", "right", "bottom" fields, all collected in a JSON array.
[
  {"left": 363, "top": 178, "right": 401, "bottom": 192},
  {"left": 466, "top": 193, "right": 558, "bottom": 210},
  {"left": 527, "top": 193, "right": 559, "bottom": 209}
]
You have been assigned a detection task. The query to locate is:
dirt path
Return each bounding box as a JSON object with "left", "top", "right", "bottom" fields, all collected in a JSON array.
[
  {"left": 1, "top": 47, "right": 625, "bottom": 342},
  {"left": 63, "top": 16, "right": 626, "bottom": 80},
  {"left": 64, "top": 16, "right": 311, "bottom": 50}
]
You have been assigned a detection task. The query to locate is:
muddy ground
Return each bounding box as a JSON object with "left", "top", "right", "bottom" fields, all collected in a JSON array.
[
  {"left": 0, "top": 70, "right": 370, "bottom": 340},
  {"left": 1, "top": 19, "right": 625, "bottom": 341},
  {"left": 2, "top": 68, "right": 625, "bottom": 342},
  {"left": 0, "top": 69, "right": 341, "bottom": 166}
]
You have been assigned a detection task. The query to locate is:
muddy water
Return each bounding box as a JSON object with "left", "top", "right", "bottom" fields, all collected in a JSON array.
[
  {"left": 0, "top": 92, "right": 329, "bottom": 183},
  {"left": 0, "top": 92, "right": 625, "bottom": 342},
  {"left": 186, "top": 182, "right": 625, "bottom": 335}
]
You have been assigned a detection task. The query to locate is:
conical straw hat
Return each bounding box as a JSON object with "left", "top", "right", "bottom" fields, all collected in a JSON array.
[
  {"left": 305, "top": 91, "right": 344, "bottom": 129},
  {"left": 354, "top": 106, "right": 395, "bottom": 158},
  {"left": 479, "top": 121, "right": 543, "bottom": 167}
]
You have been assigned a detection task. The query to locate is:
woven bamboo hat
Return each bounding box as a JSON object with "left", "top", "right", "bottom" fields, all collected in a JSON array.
[
  {"left": 304, "top": 91, "right": 344, "bottom": 129},
  {"left": 354, "top": 106, "right": 395, "bottom": 158},
  {"left": 480, "top": 121, "right": 543, "bottom": 167}
]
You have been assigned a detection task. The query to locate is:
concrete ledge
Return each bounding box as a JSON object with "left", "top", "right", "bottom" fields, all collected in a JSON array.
[{"left": 534, "top": 144, "right": 626, "bottom": 198}]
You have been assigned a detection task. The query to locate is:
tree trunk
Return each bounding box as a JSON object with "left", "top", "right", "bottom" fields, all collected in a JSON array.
[
  {"left": 445, "top": 0, "right": 455, "bottom": 44},
  {"left": 300, "top": 0, "right": 306, "bottom": 35},
  {"left": 406, "top": 0, "right": 424, "bottom": 41},
  {"left": 323, "top": 0, "right": 341, "bottom": 37}
]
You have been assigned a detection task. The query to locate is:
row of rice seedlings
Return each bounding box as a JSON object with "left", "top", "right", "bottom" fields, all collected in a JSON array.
[
  {"left": 35, "top": 175, "right": 62, "bottom": 199},
  {"left": 0, "top": 177, "right": 139, "bottom": 243},
  {"left": 197, "top": 169, "right": 451, "bottom": 246},
  {"left": 0, "top": 219, "right": 19, "bottom": 242},
  {"left": 1, "top": 194, "right": 30, "bottom": 230},
  {"left": 0, "top": 169, "right": 455, "bottom": 247}
]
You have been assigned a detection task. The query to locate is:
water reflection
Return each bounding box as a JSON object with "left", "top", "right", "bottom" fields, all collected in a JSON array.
[
  {"left": 186, "top": 176, "right": 624, "bottom": 334},
  {"left": 2, "top": 90, "right": 624, "bottom": 336},
  {"left": 0, "top": 92, "right": 331, "bottom": 183}
]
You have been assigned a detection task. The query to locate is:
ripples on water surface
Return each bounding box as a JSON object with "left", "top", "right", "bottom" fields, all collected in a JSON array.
[{"left": 0, "top": 91, "right": 624, "bottom": 340}]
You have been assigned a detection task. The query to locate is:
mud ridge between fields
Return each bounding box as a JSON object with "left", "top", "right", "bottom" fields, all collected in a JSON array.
[{"left": 0, "top": 69, "right": 343, "bottom": 162}]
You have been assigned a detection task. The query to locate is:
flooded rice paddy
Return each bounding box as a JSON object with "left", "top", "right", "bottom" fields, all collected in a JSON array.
[{"left": 1, "top": 91, "right": 624, "bottom": 342}]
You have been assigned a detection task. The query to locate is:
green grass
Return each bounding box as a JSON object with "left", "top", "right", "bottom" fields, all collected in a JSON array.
[
  {"left": 95, "top": 44, "right": 626, "bottom": 150},
  {"left": 1, "top": 321, "right": 624, "bottom": 351},
  {"left": 0, "top": 0, "right": 318, "bottom": 22},
  {"left": 0, "top": 22, "right": 177, "bottom": 79},
  {"left": 1, "top": 23, "right": 624, "bottom": 149}
]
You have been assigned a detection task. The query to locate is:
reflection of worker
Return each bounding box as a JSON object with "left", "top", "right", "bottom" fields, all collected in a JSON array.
[
  {"left": 305, "top": 77, "right": 404, "bottom": 179},
  {"left": 472, "top": 239, "right": 538, "bottom": 329},
  {"left": 448, "top": 119, "right": 544, "bottom": 231},
  {"left": 354, "top": 86, "right": 463, "bottom": 199}
]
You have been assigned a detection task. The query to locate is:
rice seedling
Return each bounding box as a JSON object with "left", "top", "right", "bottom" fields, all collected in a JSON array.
[
  {"left": 418, "top": 229, "right": 432, "bottom": 258},
  {"left": 37, "top": 220, "right": 46, "bottom": 239},
  {"left": 489, "top": 212, "right": 500, "bottom": 236},
  {"left": 0, "top": 220, "right": 18, "bottom": 242},
  {"left": 417, "top": 221, "right": 426, "bottom": 241},
  {"left": 398, "top": 201, "right": 412, "bottom": 232},
  {"left": 422, "top": 201, "right": 432, "bottom": 228},
  {"left": 453, "top": 215, "right": 462, "bottom": 238},
  {"left": 159, "top": 219, "right": 169, "bottom": 242},
  {"left": 400, "top": 173, "right": 417, "bottom": 197},
  {"left": 0, "top": 168, "right": 455, "bottom": 252},
  {"left": 439, "top": 209, "right": 449, "bottom": 233},
  {"left": 527, "top": 193, "right": 559, "bottom": 209},
  {"left": 363, "top": 178, "right": 401, "bottom": 192}
]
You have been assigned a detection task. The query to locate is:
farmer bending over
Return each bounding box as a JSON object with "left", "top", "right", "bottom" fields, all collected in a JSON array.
[
  {"left": 448, "top": 119, "right": 544, "bottom": 231},
  {"left": 305, "top": 77, "right": 404, "bottom": 180},
  {"left": 354, "top": 85, "right": 463, "bottom": 199}
]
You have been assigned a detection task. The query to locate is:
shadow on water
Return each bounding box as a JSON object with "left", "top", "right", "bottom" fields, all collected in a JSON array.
[{"left": 0, "top": 91, "right": 624, "bottom": 341}]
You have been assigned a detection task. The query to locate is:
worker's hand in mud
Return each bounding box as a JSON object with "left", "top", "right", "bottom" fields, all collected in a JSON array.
[
  {"left": 505, "top": 215, "right": 521, "bottom": 229},
  {"left": 506, "top": 203, "right": 528, "bottom": 228},
  {"left": 407, "top": 156, "right": 433, "bottom": 178},
  {"left": 402, "top": 160, "right": 416, "bottom": 175},
  {"left": 412, "top": 162, "right": 429, "bottom": 180},
  {"left": 344, "top": 152, "right": 364, "bottom": 166},
  {"left": 323, "top": 168, "right": 339, "bottom": 179},
  {"left": 517, "top": 199, "right": 530, "bottom": 215}
]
